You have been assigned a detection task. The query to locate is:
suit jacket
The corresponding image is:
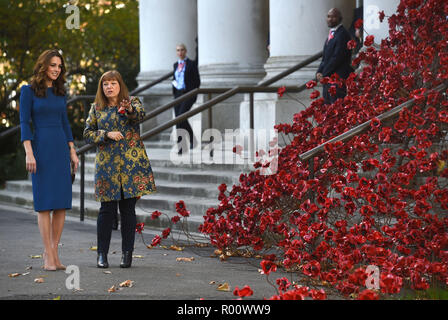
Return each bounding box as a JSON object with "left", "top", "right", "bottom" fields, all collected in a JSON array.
[
  {"left": 317, "top": 25, "right": 354, "bottom": 79},
  {"left": 172, "top": 58, "right": 201, "bottom": 98}
]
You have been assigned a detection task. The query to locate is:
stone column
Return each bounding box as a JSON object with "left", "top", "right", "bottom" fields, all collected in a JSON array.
[
  {"left": 243, "top": 0, "right": 356, "bottom": 135},
  {"left": 137, "top": 0, "right": 198, "bottom": 135},
  {"left": 363, "top": 0, "right": 399, "bottom": 43},
  {"left": 194, "top": 0, "right": 269, "bottom": 137}
]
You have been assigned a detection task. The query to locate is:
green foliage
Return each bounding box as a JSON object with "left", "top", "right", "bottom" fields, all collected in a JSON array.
[
  {"left": 0, "top": 0, "right": 140, "bottom": 183},
  {"left": 0, "top": 135, "right": 27, "bottom": 185},
  {"left": 0, "top": 0, "right": 140, "bottom": 137}
]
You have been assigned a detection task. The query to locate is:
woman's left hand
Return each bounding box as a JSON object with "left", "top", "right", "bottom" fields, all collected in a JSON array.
[{"left": 70, "top": 149, "right": 79, "bottom": 171}]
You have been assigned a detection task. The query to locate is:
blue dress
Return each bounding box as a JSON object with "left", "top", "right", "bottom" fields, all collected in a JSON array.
[{"left": 19, "top": 85, "right": 74, "bottom": 212}]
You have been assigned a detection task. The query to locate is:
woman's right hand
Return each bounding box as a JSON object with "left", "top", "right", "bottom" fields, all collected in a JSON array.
[
  {"left": 25, "top": 153, "right": 36, "bottom": 174},
  {"left": 107, "top": 131, "right": 124, "bottom": 141}
]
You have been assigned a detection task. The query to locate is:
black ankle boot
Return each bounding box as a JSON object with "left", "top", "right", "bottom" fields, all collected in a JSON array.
[
  {"left": 97, "top": 252, "right": 109, "bottom": 268},
  {"left": 120, "top": 251, "right": 133, "bottom": 268}
]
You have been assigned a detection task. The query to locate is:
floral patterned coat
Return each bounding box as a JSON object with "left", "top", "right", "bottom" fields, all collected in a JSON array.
[{"left": 83, "top": 97, "right": 156, "bottom": 202}]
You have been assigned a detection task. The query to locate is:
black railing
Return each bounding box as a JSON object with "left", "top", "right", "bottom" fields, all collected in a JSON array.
[
  {"left": 0, "top": 53, "right": 325, "bottom": 220},
  {"left": 75, "top": 52, "right": 324, "bottom": 220},
  {"left": 298, "top": 82, "right": 448, "bottom": 162},
  {"left": 0, "top": 71, "right": 173, "bottom": 140}
]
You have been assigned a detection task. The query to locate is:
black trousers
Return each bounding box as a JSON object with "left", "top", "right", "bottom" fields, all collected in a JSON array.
[
  {"left": 97, "top": 197, "right": 137, "bottom": 254},
  {"left": 174, "top": 90, "right": 195, "bottom": 147},
  {"left": 323, "top": 83, "right": 347, "bottom": 105}
]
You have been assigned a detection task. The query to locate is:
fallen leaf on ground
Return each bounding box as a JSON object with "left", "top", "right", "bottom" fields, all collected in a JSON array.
[
  {"left": 34, "top": 278, "right": 44, "bottom": 283},
  {"left": 89, "top": 246, "right": 97, "bottom": 251},
  {"left": 108, "top": 285, "right": 117, "bottom": 293},
  {"left": 195, "top": 243, "right": 209, "bottom": 248},
  {"left": 176, "top": 257, "right": 194, "bottom": 262},
  {"left": 22, "top": 272, "right": 30, "bottom": 276},
  {"left": 209, "top": 281, "right": 216, "bottom": 285},
  {"left": 119, "top": 280, "right": 134, "bottom": 288},
  {"left": 217, "top": 283, "right": 230, "bottom": 292},
  {"left": 8, "top": 273, "right": 20, "bottom": 278},
  {"left": 103, "top": 271, "right": 112, "bottom": 274},
  {"left": 169, "top": 245, "right": 184, "bottom": 251},
  {"left": 53, "top": 296, "right": 61, "bottom": 300},
  {"left": 132, "top": 255, "right": 144, "bottom": 259},
  {"left": 30, "top": 255, "right": 42, "bottom": 259},
  {"left": 176, "top": 273, "right": 182, "bottom": 277}
]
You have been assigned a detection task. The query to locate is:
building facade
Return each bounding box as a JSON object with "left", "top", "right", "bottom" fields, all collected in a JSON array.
[{"left": 137, "top": 0, "right": 399, "bottom": 141}]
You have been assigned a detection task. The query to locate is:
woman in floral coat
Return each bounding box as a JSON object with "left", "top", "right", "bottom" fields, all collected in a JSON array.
[{"left": 84, "top": 70, "right": 156, "bottom": 269}]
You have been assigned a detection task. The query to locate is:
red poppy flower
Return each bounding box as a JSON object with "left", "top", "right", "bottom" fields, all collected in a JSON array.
[
  {"left": 151, "top": 235, "right": 161, "bottom": 246},
  {"left": 260, "top": 259, "right": 277, "bottom": 275},
  {"left": 218, "top": 183, "right": 227, "bottom": 193},
  {"left": 276, "top": 277, "right": 291, "bottom": 292},
  {"left": 347, "top": 40, "right": 357, "bottom": 50},
  {"left": 277, "top": 86, "right": 286, "bottom": 98},
  {"left": 306, "top": 80, "right": 317, "bottom": 89},
  {"left": 233, "top": 285, "right": 254, "bottom": 298},
  {"left": 302, "top": 260, "right": 321, "bottom": 278},
  {"left": 175, "top": 200, "right": 190, "bottom": 217},
  {"left": 310, "top": 289, "right": 327, "bottom": 300},
  {"left": 378, "top": 11, "right": 385, "bottom": 22},
  {"left": 310, "top": 90, "right": 320, "bottom": 99},
  {"left": 151, "top": 210, "right": 162, "bottom": 220},
  {"left": 162, "top": 227, "right": 171, "bottom": 239},
  {"left": 135, "top": 222, "right": 144, "bottom": 234},
  {"left": 358, "top": 289, "right": 379, "bottom": 300},
  {"left": 370, "top": 117, "right": 381, "bottom": 130},
  {"left": 364, "top": 35, "right": 375, "bottom": 46},
  {"left": 354, "top": 18, "right": 363, "bottom": 29}
]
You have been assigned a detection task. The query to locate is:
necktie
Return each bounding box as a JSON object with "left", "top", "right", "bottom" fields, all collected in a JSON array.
[
  {"left": 328, "top": 30, "right": 334, "bottom": 41},
  {"left": 178, "top": 61, "right": 185, "bottom": 71}
]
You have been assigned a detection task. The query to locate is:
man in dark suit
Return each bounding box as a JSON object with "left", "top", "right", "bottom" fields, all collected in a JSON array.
[
  {"left": 172, "top": 43, "right": 201, "bottom": 154},
  {"left": 316, "top": 8, "right": 354, "bottom": 105}
]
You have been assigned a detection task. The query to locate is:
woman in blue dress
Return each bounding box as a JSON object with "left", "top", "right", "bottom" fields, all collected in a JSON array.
[{"left": 20, "top": 49, "right": 79, "bottom": 271}]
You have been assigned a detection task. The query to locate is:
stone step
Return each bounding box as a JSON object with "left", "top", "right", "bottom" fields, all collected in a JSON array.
[
  {"left": 83, "top": 149, "right": 255, "bottom": 172},
  {"left": 8, "top": 177, "right": 223, "bottom": 199},
  {"left": 4, "top": 180, "right": 219, "bottom": 217},
  {"left": 144, "top": 140, "right": 174, "bottom": 149},
  {"left": 79, "top": 164, "right": 241, "bottom": 185},
  {"left": 0, "top": 188, "right": 205, "bottom": 233},
  {"left": 0, "top": 142, "right": 254, "bottom": 236}
]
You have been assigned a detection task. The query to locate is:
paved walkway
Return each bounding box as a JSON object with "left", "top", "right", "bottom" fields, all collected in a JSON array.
[{"left": 0, "top": 202, "right": 288, "bottom": 301}]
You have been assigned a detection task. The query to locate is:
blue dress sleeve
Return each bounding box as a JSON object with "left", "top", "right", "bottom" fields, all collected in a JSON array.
[
  {"left": 19, "top": 85, "right": 34, "bottom": 142},
  {"left": 61, "top": 95, "right": 74, "bottom": 142}
]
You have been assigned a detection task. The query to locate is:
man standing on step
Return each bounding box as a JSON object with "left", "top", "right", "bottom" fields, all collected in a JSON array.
[
  {"left": 316, "top": 8, "right": 354, "bottom": 105},
  {"left": 172, "top": 43, "right": 201, "bottom": 154}
]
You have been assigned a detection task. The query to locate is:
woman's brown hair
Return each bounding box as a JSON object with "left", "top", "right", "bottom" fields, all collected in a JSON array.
[
  {"left": 30, "top": 49, "right": 66, "bottom": 97},
  {"left": 94, "top": 70, "right": 129, "bottom": 110}
]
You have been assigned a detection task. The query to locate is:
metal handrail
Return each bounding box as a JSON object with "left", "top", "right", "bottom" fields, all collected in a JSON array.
[
  {"left": 0, "top": 71, "right": 173, "bottom": 140},
  {"left": 0, "top": 95, "right": 96, "bottom": 139},
  {"left": 298, "top": 82, "right": 448, "bottom": 162},
  {"left": 75, "top": 53, "right": 324, "bottom": 220}
]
